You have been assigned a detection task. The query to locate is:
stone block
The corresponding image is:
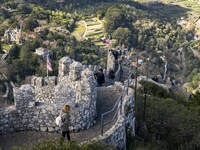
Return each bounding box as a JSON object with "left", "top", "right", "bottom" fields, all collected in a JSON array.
[
  {"left": 46, "top": 123, "right": 51, "bottom": 126},
  {"left": 44, "top": 76, "right": 57, "bottom": 86},
  {"left": 55, "top": 127, "right": 60, "bottom": 131},
  {"left": 40, "top": 126, "right": 47, "bottom": 132},
  {"left": 48, "top": 127, "right": 55, "bottom": 132},
  {"left": 69, "top": 126, "right": 73, "bottom": 131},
  {"left": 74, "top": 124, "right": 81, "bottom": 132},
  {"left": 31, "top": 76, "right": 37, "bottom": 86},
  {"left": 69, "top": 61, "right": 83, "bottom": 81},
  {"left": 35, "top": 77, "right": 44, "bottom": 87},
  {"left": 59, "top": 56, "right": 72, "bottom": 77}
]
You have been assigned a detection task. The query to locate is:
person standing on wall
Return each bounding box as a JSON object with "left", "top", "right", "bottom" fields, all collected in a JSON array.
[{"left": 60, "top": 105, "right": 71, "bottom": 141}]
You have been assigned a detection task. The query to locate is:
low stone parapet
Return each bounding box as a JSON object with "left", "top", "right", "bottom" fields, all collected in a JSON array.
[{"left": 91, "top": 83, "right": 135, "bottom": 150}]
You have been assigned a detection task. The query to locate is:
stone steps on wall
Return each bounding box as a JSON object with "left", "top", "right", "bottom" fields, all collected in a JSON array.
[{"left": 0, "top": 86, "right": 122, "bottom": 149}]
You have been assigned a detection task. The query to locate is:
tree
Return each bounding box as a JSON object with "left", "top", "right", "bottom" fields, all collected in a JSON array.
[
  {"left": 17, "top": 4, "right": 32, "bottom": 14},
  {"left": 0, "top": 61, "right": 14, "bottom": 80},
  {"left": 9, "top": 44, "right": 20, "bottom": 59},
  {"left": 0, "top": 8, "right": 10, "bottom": 20},
  {"left": 144, "top": 98, "right": 200, "bottom": 149},
  {"left": 112, "top": 27, "right": 131, "bottom": 46},
  {"left": 139, "top": 80, "right": 170, "bottom": 98},
  {"left": 0, "top": 41, "right": 3, "bottom": 53},
  {"left": 187, "top": 92, "right": 200, "bottom": 114},
  {"left": 9, "top": 42, "right": 39, "bottom": 81},
  {"left": 97, "top": 10, "right": 105, "bottom": 20},
  {"left": 187, "top": 68, "right": 198, "bottom": 82},
  {"left": 104, "top": 7, "right": 127, "bottom": 34},
  {"left": 6, "top": 44, "right": 20, "bottom": 64},
  {"left": 23, "top": 18, "right": 39, "bottom": 31},
  {"left": 5, "top": 1, "right": 18, "bottom": 9},
  {"left": 136, "top": 80, "right": 200, "bottom": 149},
  {"left": 191, "top": 75, "right": 199, "bottom": 88},
  {"left": 0, "top": 25, "right": 6, "bottom": 36}
]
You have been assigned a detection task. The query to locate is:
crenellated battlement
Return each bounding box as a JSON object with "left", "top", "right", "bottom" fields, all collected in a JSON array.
[{"left": 0, "top": 56, "right": 98, "bottom": 134}]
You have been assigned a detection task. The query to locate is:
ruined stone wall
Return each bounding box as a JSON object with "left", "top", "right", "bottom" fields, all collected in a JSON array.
[
  {"left": 92, "top": 82, "right": 135, "bottom": 150},
  {"left": 0, "top": 56, "right": 97, "bottom": 134}
]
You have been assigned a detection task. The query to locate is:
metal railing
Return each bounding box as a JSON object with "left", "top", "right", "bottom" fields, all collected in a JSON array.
[
  {"left": 114, "top": 63, "right": 121, "bottom": 82},
  {"left": 101, "top": 94, "right": 123, "bottom": 135},
  {"left": 100, "top": 72, "right": 134, "bottom": 136}
]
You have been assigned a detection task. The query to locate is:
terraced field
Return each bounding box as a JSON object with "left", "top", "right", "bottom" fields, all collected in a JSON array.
[
  {"left": 85, "top": 18, "right": 106, "bottom": 48},
  {"left": 72, "top": 18, "right": 107, "bottom": 48}
]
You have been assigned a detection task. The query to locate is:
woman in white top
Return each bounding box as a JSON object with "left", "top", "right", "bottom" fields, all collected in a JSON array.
[{"left": 60, "top": 105, "right": 70, "bottom": 141}]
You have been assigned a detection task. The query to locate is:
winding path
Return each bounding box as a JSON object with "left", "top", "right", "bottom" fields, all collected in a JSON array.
[
  {"left": 81, "top": 20, "right": 88, "bottom": 40},
  {"left": 0, "top": 86, "right": 121, "bottom": 150}
]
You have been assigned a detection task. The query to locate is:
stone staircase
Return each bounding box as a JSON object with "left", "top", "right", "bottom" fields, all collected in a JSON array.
[{"left": 0, "top": 86, "right": 121, "bottom": 149}]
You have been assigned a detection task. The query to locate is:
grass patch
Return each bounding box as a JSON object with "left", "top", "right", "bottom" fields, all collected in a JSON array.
[
  {"left": 71, "top": 21, "right": 86, "bottom": 40},
  {"left": 87, "top": 33, "right": 104, "bottom": 39},
  {"left": 87, "top": 21, "right": 101, "bottom": 26},
  {"left": 2, "top": 44, "right": 12, "bottom": 52},
  {"left": 94, "top": 41, "right": 105, "bottom": 46},
  {"left": 87, "top": 31, "right": 103, "bottom": 36},
  {"left": 136, "top": 0, "right": 200, "bottom": 16}
]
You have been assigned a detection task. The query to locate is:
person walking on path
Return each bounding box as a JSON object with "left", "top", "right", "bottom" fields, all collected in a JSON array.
[
  {"left": 60, "top": 105, "right": 71, "bottom": 141},
  {"left": 113, "top": 50, "right": 119, "bottom": 61},
  {"left": 94, "top": 68, "right": 105, "bottom": 86},
  {"left": 109, "top": 69, "right": 115, "bottom": 80}
]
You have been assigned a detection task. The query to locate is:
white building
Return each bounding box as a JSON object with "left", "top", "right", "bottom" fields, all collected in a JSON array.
[
  {"left": 35, "top": 47, "right": 48, "bottom": 56},
  {"left": 4, "top": 27, "right": 22, "bottom": 44}
]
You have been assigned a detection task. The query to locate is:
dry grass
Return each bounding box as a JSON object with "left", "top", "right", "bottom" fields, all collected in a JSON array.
[{"left": 71, "top": 21, "right": 86, "bottom": 41}]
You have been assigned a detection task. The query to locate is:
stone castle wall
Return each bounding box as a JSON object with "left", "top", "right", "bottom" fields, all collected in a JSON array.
[
  {"left": 0, "top": 51, "right": 136, "bottom": 149},
  {"left": 0, "top": 56, "right": 97, "bottom": 134},
  {"left": 92, "top": 82, "right": 135, "bottom": 150},
  {"left": 106, "top": 48, "right": 132, "bottom": 82}
]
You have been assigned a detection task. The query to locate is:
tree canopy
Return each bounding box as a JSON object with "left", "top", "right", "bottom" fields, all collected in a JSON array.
[
  {"left": 112, "top": 27, "right": 131, "bottom": 46},
  {"left": 104, "top": 6, "right": 128, "bottom": 34}
]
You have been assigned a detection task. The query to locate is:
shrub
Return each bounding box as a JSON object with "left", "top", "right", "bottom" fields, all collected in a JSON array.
[
  {"left": 82, "top": 141, "right": 115, "bottom": 150},
  {"left": 12, "top": 139, "right": 116, "bottom": 150},
  {"left": 139, "top": 80, "right": 170, "bottom": 98}
]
